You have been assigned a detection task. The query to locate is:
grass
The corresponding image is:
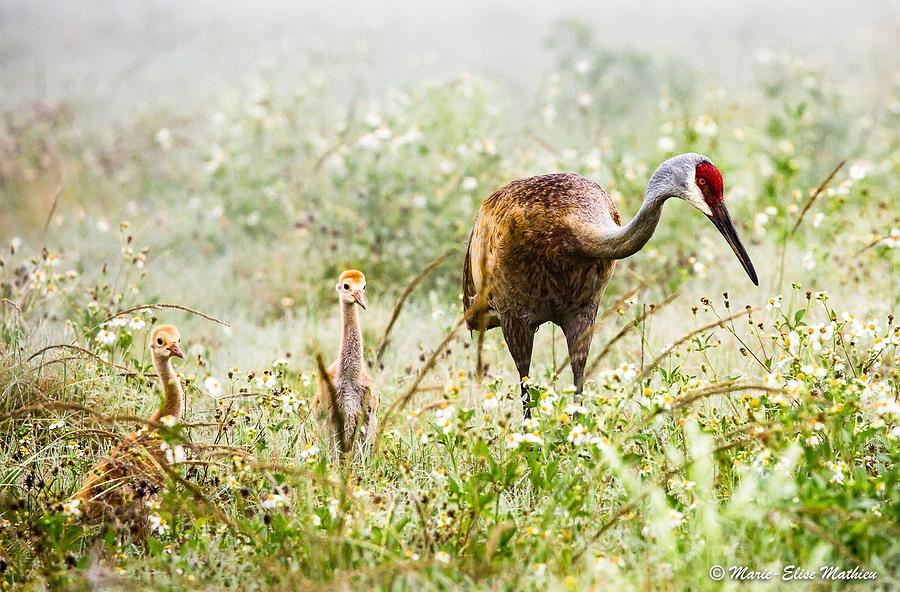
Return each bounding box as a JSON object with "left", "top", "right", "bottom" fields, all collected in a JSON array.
[{"left": 1, "top": 22, "right": 899, "bottom": 591}]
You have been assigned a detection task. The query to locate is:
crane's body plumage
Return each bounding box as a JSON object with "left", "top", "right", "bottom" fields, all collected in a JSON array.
[
  {"left": 464, "top": 173, "right": 620, "bottom": 330},
  {"left": 75, "top": 325, "right": 186, "bottom": 522},
  {"left": 463, "top": 154, "right": 758, "bottom": 414},
  {"left": 463, "top": 173, "right": 623, "bottom": 412}
]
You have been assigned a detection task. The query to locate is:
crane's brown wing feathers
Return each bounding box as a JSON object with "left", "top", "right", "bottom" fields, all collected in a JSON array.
[
  {"left": 462, "top": 229, "right": 476, "bottom": 323},
  {"left": 462, "top": 226, "right": 500, "bottom": 331},
  {"left": 463, "top": 172, "right": 621, "bottom": 332}
]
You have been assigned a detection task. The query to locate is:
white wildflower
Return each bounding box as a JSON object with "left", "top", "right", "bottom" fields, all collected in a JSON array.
[
  {"left": 784, "top": 331, "right": 801, "bottom": 356},
  {"left": 692, "top": 260, "right": 708, "bottom": 278},
  {"left": 356, "top": 133, "right": 380, "bottom": 150},
  {"left": 155, "top": 128, "right": 173, "bottom": 150},
  {"left": 277, "top": 391, "right": 301, "bottom": 415},
  {"left": 567, "top": 424, "right": 590, "bottom": 446},
  {"left": 656, "top": 136, "right": 676, "bottom": 153},
  {"left": 483, "top": 390, "right": 499, "bottom": 410},
  {"left": 205, "top": 144, "right": 226, "bottom": 174},
  {"left": 883, "top": 228, "right": 900, "bottom": 249},
  {"left": 593, "top": 554, "right": 623, "bottom": 574},
  {"left": 541, "top": 104, "right": 557, "bottom": 123},
  {"left": 828, "top": 461, "right": 846, "bottom": 485},
  {"left": 300, "top": 443, "right": 319, "bottom": 460},
  {"left": 523, "top": 432, "right": 544, "bottom": 446},
  {"left": 802, "top": 252, "right": 815, "bottom": 270},
  {"left": 565, "top": 403, "right": 587, "bottom": 415},
  {"left": 204, "top": 376, "right": 223, "bottom": 398},
  {"left": 373, "top": 126, "right": 392, "bottom": 141},
  {"left": 694, "top": 115, "right": 718, "bottom": 137},
  {"left": 615, "top": 362, "right": 637, "bottom": 382},
  {"left": 261, "top": 492, "right": 290, "bottom": 510},
  {"left": 506, "top": 432, "right": 524, "bottom": 450},
  {"left": 848, "top": 163, "right": 868, "bottom": 181},
  {"left": 148, "top": 513, "right": 169, "bottom": 533},
  {"left": 754, "top": 212, "right": 770, "bottom": 235},
  {"left": 576, "top": 92, "right": 593, "bottom": 107},
  {"left": 160, "top": 441, "right": 186, "bottom": 464},
  {"left": 763, "top": 372, "right": 783, "bottom": 389},
  {"left": 256, "top": 372, "right": 277, "bottom": 389},
  {"left": 97, "top": 329, "right": 117, "bottom": 346},
  {"left": 62, "top": 499, "right": 81, "bottom": 517},
  {"left": 395, "top": 127, "right": 423, "bottom": 146}
]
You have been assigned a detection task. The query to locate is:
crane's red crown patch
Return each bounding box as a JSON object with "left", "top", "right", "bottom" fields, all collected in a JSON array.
[{"left": 696, "top": 161, "right": 724, "bottom": 204}]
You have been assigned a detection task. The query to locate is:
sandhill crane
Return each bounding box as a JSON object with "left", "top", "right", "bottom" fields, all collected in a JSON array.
[
  {"left": 314, "top": 270, "right": 378, "bottom": 453},
  {"left": 463, "top": 153, "right": 757, "bottom": 414},
  {"left": 75, "top": 324, "right": 187, "bottom": 520}
]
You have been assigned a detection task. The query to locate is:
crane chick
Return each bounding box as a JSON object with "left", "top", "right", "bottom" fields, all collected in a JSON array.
[
  {"left": 314, "top": 270, "right": 378, "bottom": 453},
  {"left": 74, "top": 324, "right": 189, "bottom": 522}
]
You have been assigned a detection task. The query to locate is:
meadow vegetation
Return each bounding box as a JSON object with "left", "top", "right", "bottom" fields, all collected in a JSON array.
[{"left": 1, "top": 22, "right": 898, "bottom": 590}]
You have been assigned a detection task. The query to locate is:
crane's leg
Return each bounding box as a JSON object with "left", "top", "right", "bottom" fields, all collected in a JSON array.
[
  {"left": 500, "top": 317, "right": 536, "bottom": 417},
  {"left": 562, "top": 308, "right": 598, "bottom": 396}
]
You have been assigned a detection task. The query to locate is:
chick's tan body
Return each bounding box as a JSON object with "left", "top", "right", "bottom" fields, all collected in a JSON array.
[
  {"left": 314, "top": 270, "right": 378, "bottom": 452},
  {"left": 75, "top": 324, "right": 186, "bottom": 521}
]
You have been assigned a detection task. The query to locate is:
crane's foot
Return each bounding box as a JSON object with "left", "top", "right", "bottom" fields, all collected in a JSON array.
[
  {"left": 521, "top": 386, "right": 532, "bottom": 419},
  {"left": 571, "top": 385, "right": 585, "bottom": 419}
]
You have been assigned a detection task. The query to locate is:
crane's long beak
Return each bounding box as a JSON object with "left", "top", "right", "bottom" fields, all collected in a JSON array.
[
  {"left": 352, "top": 290, "right": 367, "bottom": 310},
  {"left": 707, "top": 204, "right": 759, "bottom": 286}
]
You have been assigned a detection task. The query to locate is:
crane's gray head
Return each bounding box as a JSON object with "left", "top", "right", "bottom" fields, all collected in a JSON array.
[{"left": 649, "top": 153, "right": 758, "bottom": 286}]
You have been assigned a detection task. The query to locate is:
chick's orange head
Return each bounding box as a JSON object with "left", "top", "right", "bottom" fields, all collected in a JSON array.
[
  {"left": 336, "top": 270, "right": 367, "bottom": 309},
  {"left": 337, "top": 269, "right": 366, "bottom": 290},
  {"left": 150, "top": 324, "right": 184, "bottom": 358}
]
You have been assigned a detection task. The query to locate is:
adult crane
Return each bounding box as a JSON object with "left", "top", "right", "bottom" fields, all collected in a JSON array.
[{"left": 462, "top": 153, "right": 757, "bottom": 414}]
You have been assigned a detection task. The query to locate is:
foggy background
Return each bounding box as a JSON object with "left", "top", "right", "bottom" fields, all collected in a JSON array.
[{"left": 2, "top": 0, "right": 897, "bottom": 125}]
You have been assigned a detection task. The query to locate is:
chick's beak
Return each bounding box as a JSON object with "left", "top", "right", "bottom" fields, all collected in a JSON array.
[
  {"left": 707, "top": 202, "right": 759, "bottom": 286},
  {"left": 169, "top": 342, "right": 185, "bottom": 359},
  {"left": 352, "top": 290, "right": 367, "bottom": 310}
]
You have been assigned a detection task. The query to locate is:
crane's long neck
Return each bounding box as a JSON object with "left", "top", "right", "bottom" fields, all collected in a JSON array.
[
  {"left": 580, "top": 186, "right": 671, "bottom": 260},
  {"left": 150, "top": 355, "right": 184, "bottom": 421},
  {"left": 338, "top": 302, "right": 364, "bottom": 382}
]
